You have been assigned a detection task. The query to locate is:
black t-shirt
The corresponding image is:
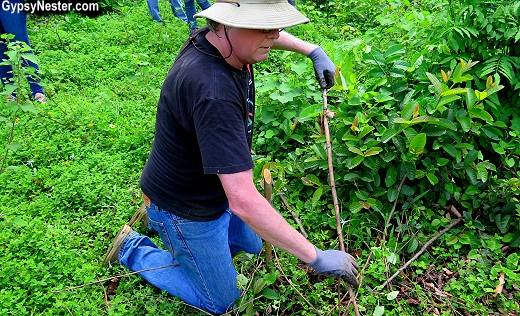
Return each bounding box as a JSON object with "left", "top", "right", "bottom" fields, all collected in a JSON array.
[{"left": 140, "top": 28, "right": 255, "bottom": 221}]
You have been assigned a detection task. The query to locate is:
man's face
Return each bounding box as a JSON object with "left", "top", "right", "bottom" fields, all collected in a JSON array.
[{"left": 225, "top": 27, "right": 281, "bottom": 66}]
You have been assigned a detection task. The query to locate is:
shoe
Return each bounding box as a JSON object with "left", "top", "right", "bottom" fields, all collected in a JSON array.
[
  {"left": 34, "top": 93, "right": 46, "bottom": 103},
  {"left": 103, "top": 224, "right": 133, "bottom": 266},
  {"left": 128, "top": 203, "right": 150, "bottom": 230}
]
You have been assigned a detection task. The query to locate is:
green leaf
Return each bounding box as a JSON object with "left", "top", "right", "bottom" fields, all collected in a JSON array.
[
  {"left": 401, "top": 161, "right": 416, "bottom": 180},
  {"left": 446, "top": 235, "right": 459, "bottom": 245},
  {"left": 348, "top": 146, "right": 364, "bottom": 156},
  {"left": 290, "top": 134, "right": 305, "bottom": 144},
  {"left": 437, "top": 95, "right": 461, "bottom": 108},
  {"left": 344, "top": 173, "right": 360, "bottom": 181},
  {"left": 466, "top": 88, "right": 476, "bottom": 109},
  {"left": 253, "top": 278, "right": 267, "bottom": 294},
  {"left": 385, "top": 166, "right": 397, "bottom": 187},
  {"left": 349, "top": 201, "right": 364, "bottom": 214},
  {"left": 437, "top": 158, "right": 449, "bottom": 166},
  {"left": 457, "top": 115, "right": 471, "bottom": 132},
  {"left": 491, "top": 142, "right": 506, "bottom": 155},
  {"left": 469, "top": 108, "right": 493, "bottom": 123},
  {"left": 374, "top": 305, "right": 385, "bottom": 316},
  {"left": 426, "top": 172, "right": 439, "bottom": 185},
  {"left": 365, "top": 147, "right": 383, "bottom": 157},
  {"left": 311, "top": 187, "right": 323, "bottom": 209},
  {"left": 476, "top": 164, "right": 488, "bottom": 182},
  {"left": 387, "top": 187, "right": 398, "bottom": 202},
  {"left": 440, "top": 88, "right": 467, "bottom": 97},
  {"left": 349, "top": 155, "right": 364, "bottom": 169},
  {"left": 495, "top": 214, "right": 511, "bottom": 234},
  {"left": 464, "top": 150, "right": 478, "bottom": 166},
  {"left": 20, "top": 103, "right": 37, "bottom": 113},
  {"left": 260, "top": 288, "right": 280, "bottom": 300},
  {"left": 409, "top": 133, "right": 426, "bottom": 153},
  {"left": 392, "top": 136, "right": 407, "bottom": 154},
  {"left": 386, "top": 291, "right": 400, "bottom": 300},
  {"left": 359, "top": 126, "right": 375, "bottom": 139},
  {"left": 13, "top": 217, "right": 28, "bottom": 227},
  {"left": 6, "top": 142, "right": 21, "bottom": 152},
  {"left": 406, "top": 239, "right": 419, "bottom": 253},
  {"left": 426, "top": 72, "right": 442, "bottom": 95},
  {"left": 443, "top": 144, "right": 461, "bottom": 162},
  {"left": 384, "top": 44, "right": 405, "bottom": 58},
  {"left": 428, "top": 118, "right": 457, "bottom": 131},
  {"left": 303, "top": 174, "right": 322, "bottom": 186},
  {"left": 465, "top": 168, "right": 478, "bottom": 185},
  {"left": 478, "top": 161, "right": 496, "bottom": 171},
  {"left": 401, "top": 102, "right": 417, "bottom": 120},
  {"left": 381, "top": 127, "right": 400, "bottom": 143},
  {"left": 299, "top": 104, "right": 322, "bottom": 119},
  {"left": 312, "top": 144, "right": 327, "bottom": 160}
]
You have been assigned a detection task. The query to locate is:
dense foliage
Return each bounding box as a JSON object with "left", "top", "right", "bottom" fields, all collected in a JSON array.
[{"left": 0, "top": 0, "right": 518, "bottom": 315}]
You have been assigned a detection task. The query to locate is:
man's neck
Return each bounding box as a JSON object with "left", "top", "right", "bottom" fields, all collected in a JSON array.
[{"left": 205, "top": 30, "right": 243, "bottom": 70}]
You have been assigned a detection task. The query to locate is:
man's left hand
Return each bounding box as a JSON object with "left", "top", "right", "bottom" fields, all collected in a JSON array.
[{"left": 307, "top": 47, "right": 336, "bottom": 89}]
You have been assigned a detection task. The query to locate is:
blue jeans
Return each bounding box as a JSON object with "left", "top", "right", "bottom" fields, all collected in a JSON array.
[
  {"left": 146, "top": 0, "right": 188, "bottom": 23},
  {"left": 185, "top": 0, "right": 211, "bottom": 31},
  {"left": 119, "top": 202, "right": 262, "bottom": 314},
  {"left": 0, "top": 0, "right": 44, "bottom": 97}
]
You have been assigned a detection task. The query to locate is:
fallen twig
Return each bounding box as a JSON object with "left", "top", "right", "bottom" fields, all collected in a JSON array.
[
  {"left": 278, "top": 193, "right": 308, "bottom": 238},
  {"left": 273, "top": 250, "right": 322, "bottom": 315},
  {"left": 96, "top": 275, "right": 109, "bottom": 308},
  {"left": 382, "top": 217, "right": 463, "bottom": 288},
  {"left": 384, "top": 174, "right": 407, "bottom": 237},
  {"left": 49, "top": 264, "right": 179, "bottom": 294}
]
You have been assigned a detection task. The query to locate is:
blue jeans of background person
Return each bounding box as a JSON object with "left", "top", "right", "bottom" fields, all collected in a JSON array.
[
  {"left": 185, "top": 0, "right": 211, "bottom": 31},
  {"left": 119, "top": 202, "right": 262, "bottom": 314},
  {"left": 0, "top": 0, "right": 44, "bottom": 97},
  {"left": 146, "top": 0, "right": 189, "bottom": 23}
]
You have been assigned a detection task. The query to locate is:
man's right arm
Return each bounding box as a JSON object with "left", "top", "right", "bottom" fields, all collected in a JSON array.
[{"left": 218, "top": 169, "right": 359, "bottom": 288}]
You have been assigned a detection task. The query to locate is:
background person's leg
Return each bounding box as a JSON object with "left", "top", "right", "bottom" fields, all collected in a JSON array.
[
  {"left": 0, "top": 3, "right": 43, "bottom": 97},
  {"left": 168, "top": 0, "right": 188, "bottom": 23},
  {"left": 0, "top": 19, "right": 14, "bottom": 93},
  {"left": 146, "top": 0, "right": 164, "bottom": 22}
]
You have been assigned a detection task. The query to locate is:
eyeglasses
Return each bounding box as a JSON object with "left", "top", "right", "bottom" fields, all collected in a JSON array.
[{"left": 261, "top": 29, "right": 284, "bottom": 33}]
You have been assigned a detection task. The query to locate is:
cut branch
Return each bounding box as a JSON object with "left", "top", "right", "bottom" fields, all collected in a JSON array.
[{"left": 382, "top": 217, "right": 463, "bottom": 288}]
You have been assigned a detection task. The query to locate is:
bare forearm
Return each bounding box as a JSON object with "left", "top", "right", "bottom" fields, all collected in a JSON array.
[
  {"left": 219, "top": 171, "right": 317, "bottom": 263},
  {"left": 231, "top": 195, "right": 317, "bottom": 263},
  {"left": 272, "top": 31, "right": 318, "bottom": 56}
]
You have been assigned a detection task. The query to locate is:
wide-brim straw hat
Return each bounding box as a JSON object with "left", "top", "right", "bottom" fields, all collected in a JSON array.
[{"left": 194, "top": 0, "right": 310, "bottom": 30}]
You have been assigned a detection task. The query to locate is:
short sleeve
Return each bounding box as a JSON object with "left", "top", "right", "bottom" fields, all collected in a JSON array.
[{"left": 193, "top": 98, "right": 254, "bottom": 174}]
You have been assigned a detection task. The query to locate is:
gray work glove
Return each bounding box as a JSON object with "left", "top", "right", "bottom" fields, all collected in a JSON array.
[
  {"left": 307, "top": 47, "right": 336, "bottom": 89},
  {"left": 308, "top": 247, "right": 359, "bottom": 289}
]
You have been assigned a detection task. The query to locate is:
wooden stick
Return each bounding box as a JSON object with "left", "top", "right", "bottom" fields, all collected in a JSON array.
[
  {"left": 263, "top": 168, "right": 273, "bottom": 269},
  {"left": 321, "top": 89, "right": 360, "bottom": 316},
  {"left": 382, "top": 217, "right": 463, "bottom": 288}
]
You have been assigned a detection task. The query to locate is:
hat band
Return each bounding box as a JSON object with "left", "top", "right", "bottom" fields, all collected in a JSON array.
[{"left": 215, "top": 0, "right": 240, "bottom": 5}]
